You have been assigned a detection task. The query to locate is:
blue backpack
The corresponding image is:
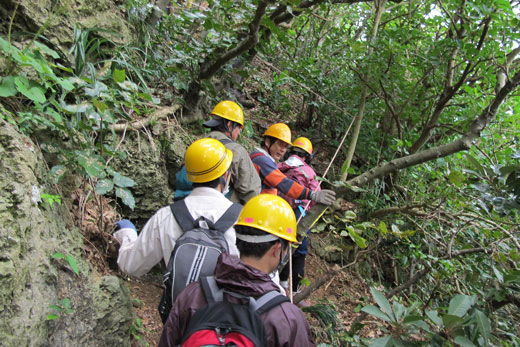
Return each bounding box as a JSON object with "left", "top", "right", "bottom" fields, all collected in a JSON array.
[{"left": 174, "top": 138, "right": 233, "bottom": 200}]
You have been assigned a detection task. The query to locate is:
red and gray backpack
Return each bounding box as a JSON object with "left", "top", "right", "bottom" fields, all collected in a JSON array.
[
  {"left": 181, "top": 276, "right": 290, "bottom": 347},
  {"left": 158, "top": 200, "right": 242, "bottom": 323}
]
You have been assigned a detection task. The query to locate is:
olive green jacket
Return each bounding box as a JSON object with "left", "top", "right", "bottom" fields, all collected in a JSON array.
[{"left": 206, "top": 131, "right": 261, "bottom": 204}]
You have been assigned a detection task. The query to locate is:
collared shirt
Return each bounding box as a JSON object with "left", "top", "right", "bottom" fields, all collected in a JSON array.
[{"left": 114, "top": 187, "right": 240, "bottom": 277}]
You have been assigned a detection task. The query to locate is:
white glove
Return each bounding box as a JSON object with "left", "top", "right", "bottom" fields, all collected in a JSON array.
[{"left": 310, "top": 189, "right": 336, "bottom": 205}]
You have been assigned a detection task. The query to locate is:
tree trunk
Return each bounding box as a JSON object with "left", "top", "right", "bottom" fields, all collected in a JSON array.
[{"left": 339, "top": 0, "right": 386, "bottom": 181}]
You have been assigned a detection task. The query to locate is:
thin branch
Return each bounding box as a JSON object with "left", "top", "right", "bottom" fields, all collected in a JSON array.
[
  {"left": 109, "top": 105, "right": 181, "bottom": 132},
  {"left": 198, "top": 0, "right": 269, "bottom": 80}
]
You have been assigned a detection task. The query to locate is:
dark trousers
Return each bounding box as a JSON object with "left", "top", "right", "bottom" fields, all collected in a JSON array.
[{"left": 280, "top": 251, "right": 307, "bottom": 292}]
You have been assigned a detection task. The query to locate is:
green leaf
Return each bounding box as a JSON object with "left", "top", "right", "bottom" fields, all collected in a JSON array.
[
  {"left": 348, "top": 229, "right": 367, "bottom": 249},
  {"left": 448, "top": 170, "right": 465, "bottom": 187},
  {"left": 49, "top": 165, "right": 67, "bottom": 183},
  {"left": 0, "top": 76, "right": 17, "bottom": 97},
  {"left": 116, "top": 187, "right": 135, "bottom": 210},
  {"left": 45, "top": 107, "right": 62, "bottom": 123},
  {"left": 370, "top": 287, "right": 395, "bottom": 320},
  {"left": 33, "top": 41, "right": 60, "bottom": 59},
  {"left": 47, "top": 314, "right": 59, "bottom": 320},
  {"left": 344, "top": 210, "right": 356, "bottom": 219},
  {"left": 448, "top": 295, "right": 475, "bottom": 317},
  {"left": 95, "top": 178, "right": 114, "bottom": 195},
  {"left": 474, "top": 310, "right": 491, "bottom": 345},
  {"left": 92, "top": 99, "right": 108, "bottom": 113},
  {"left": 61, "top": 298, "right": 71, "bottom": 308},
  {"left": 492, "top": 266, "right": 504, "bottom": 283},
  {"left": 65, "top": 255, "right": 79, "bottom": 275},
  {"left": 49, "top": 305, "right": 63, "bottom": 311},
  {"left": 77, "top": 152, "right": 103, "bottom": 178},
  {"left": 361, "top": 305, "right": 392, "bottom": 322},
  {"left": 426, "top": 310, "right": 443, "bottom": 326},
  {"left": 113, "top": 69, "right": 126, "bottom": 83},
  {"left": 113, "top": 172, "right": 136, "bottom": 188},
  {"left": 453, "top": 336, "right": 477, "bottom": 347},
  {"left": 370, "top": 336, "right": 393, "bottom": 347},
  {"left": 392, "top": 301, "right": 406, "bottom": 322},
  {"left": 52, "top": 252, "right": 65, "bottom": 259},
  {"left": 494, "top": 0, "right": 512, "bottom": 11},
  {"left": 58, "top": 78, "right": 74, "bottom": 91},
  {"left": 62, "top": 102, "right": 90, "bottom": 113},
  {"left": 442, "top": 314, "right": 464, "bottom": 330},
  {"left": 14, "top": 76, "right": 46, "bottom": 103},
  {"left": 465, "top": 154, "right": 485, "bottom": 176},
  {"left": 379, "top": 221, "right": 388, "bottom": 237}
]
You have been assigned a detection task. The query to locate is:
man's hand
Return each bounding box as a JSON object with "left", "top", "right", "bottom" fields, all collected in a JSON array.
[{"left": 310, "top": 189, "right": 336, "bottom": 205}]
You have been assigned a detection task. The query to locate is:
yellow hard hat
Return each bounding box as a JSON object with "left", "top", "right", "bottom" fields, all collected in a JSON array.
[
  {"left": 185, "top": 138, "right": 233, "bottom": 183},
  {"left": 292, "top": 137, "right": 313, "bottom": 155},
  {"left": 235, "top": 194, "right": 297, "bottom": 243},
  {"left": 210, "top": 100, "right": 245, "bottom": 128},
  {"left": 263, "top": 123, "right": 292, "bottom": 145}
]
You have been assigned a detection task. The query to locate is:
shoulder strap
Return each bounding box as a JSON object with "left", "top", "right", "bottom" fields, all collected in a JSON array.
[
  {"left": 201, "top": 277, "right": 289, "bottom": 314},
  {"left": 170, "top": 200, "right": 196, "bottom": 232},
  {"left": 213, "top": 203, "right": 242, "bottom": 232},
  {"left": 200, "top": 276, "right": 224, "bottom": 304},
  {"left": 255, "top": 291, "right": 291, "bottom": 315},
  {"left": 218, "top": 138, "right": 233, "bottom": 146}
]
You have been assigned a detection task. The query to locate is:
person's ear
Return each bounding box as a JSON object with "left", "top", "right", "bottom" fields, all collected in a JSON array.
[{"left": 271, "top": 241, "right": 282, "bottom": 257}]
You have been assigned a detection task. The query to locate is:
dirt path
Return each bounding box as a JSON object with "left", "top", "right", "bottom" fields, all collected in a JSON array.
[{"left": 128, "top": 273, "right": 163, "bottom": 346}]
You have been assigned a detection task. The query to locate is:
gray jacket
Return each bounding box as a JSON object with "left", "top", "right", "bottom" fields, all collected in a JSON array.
[{"left": 207, "top": 131, "right": 261, "bottom": 204}]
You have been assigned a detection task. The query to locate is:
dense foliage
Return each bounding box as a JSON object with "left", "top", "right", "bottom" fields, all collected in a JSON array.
[{"left": 1, "top": 0, "right": 519, "bottom": 345}]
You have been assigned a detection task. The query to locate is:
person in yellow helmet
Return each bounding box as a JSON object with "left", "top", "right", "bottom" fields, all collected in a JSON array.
[
  {"left": 278, "top": 137, "right": 319, "bottom": 300},
  {"left": 250, "top": 123, "right": 335, "bottom": 205},
  {"left": 201, "top": 100, "right": 261, "bottom": 204},
  {"left": 114, "top": 138, "right": 241, "bottom": 277},
  {"left": 159, "top": 194, "right": 314, "bottom": 347}
]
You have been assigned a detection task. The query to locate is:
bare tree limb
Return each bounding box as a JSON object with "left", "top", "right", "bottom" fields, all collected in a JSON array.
[
  {"left": 198, "top": 0, "right": 269, "bottom": 80},
  {"left": 409, "top": 17, "right": 490, "bottom": 154},
  {"left": 347, "top": 69, "right": 520, "bottom": 187},
  {"left": 109, "top": 105, "right": 181, "bottom": 132}
]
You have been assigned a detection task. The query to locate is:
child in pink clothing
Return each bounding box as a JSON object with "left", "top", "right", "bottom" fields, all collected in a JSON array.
[{"left": 277, "top": 137, "right": 319, "bottom": 295}]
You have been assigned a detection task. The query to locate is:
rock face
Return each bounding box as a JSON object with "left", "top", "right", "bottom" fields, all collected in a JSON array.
[
  {"left": 110, "top": 128, "right": 186, "bottom": 222},
  {"left": 0, "top": 0, "right": 131, "bottom": 60},
  {"left": 0, "top": 117, "right": 133, "bottom": 346}
]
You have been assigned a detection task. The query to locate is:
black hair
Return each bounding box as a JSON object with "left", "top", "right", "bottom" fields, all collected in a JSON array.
[
  {"left": 235, "top": 225, "right": 289, "bottom": 258},
  {"left": 261, "top": 136, "right": 278, "bottom": 151},
  {"left": 209, "top": 118, "right": 239, "bottom": 134},
  {"left": 192, "top": 177, "right": 220, "bottom": 189},
  {"left": 288, "top": 148, "right": 312, "bottom": 164}
]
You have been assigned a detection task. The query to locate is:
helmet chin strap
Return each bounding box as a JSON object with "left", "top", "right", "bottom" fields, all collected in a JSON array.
[
  {"left": 265, "top": 137, "right": 275, "bottom": 156},
  {"left": 276, "top": 243, "right": 290, "bottom": 273}
]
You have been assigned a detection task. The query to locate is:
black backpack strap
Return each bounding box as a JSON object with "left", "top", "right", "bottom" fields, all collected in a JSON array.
[
  {"left": 254, "top": 291, "right": 291, "bottom": 315},
  {"left": 218, "top": 138, "right": 233, "bottom": 146},
  {"left": 170, "top": 199, "right": 196, "bottom": 232},
  {"left": 213, "top": 203, "right": 243, "bottom": 232},
  {"left": 200, "top": 276, "right": 224, "bottom": 304}
]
